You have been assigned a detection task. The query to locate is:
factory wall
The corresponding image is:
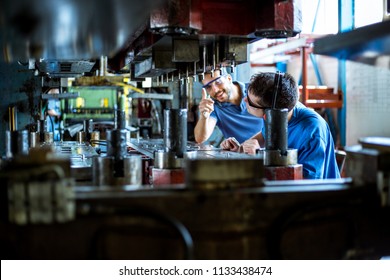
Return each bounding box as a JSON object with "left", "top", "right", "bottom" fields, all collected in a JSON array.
[{"left": 346, "top": 62, "right": 390, "bottom": 146}]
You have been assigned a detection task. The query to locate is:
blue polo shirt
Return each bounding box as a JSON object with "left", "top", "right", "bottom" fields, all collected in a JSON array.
[{"left": 209, "top": 81, "right": 264, "bottom": 143}]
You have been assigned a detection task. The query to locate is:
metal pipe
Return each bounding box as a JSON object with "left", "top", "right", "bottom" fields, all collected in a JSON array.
[
  {"left": 301, "top": 46, "right": 308, "bottom": 105},
  {"left": 29, "top": 132, "right": 39, "bottom": 148},
  {"left": 8, "top": 106, "right": 16, "bottom": 131},
  {"left": 212, "top": 41, "right": 216, "bottom": 74},
  {"left": 93, "top": 156, "right": 114, "bottom": 186},
  {"left": 193, "top": 61, "right": 197, "bottom": 82},
  {"left": 6, "top": 130, "right": 29, "bottom": 158},
  {"left": 202, "top": 45, "right": 207, "bottom": 79},
  {"left": 163, "top": 109, "right": 187, "bottom": 158},
  {"left": 123, "top": 155, "right": 143, "bottom": 185},
  {"left": 106, "top": 129, "right": 128, "bottom": 161},
  {"left": 265, "top": 109, "right": 288, "bottom": 152}
]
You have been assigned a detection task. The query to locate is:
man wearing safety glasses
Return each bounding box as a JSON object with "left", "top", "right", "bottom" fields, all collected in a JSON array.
[
  {"left": 221, "top": 72, "right": 340, "bottom": 179},
  {"left": 194, "top": 68, "right": 263, "bottom": 144}
]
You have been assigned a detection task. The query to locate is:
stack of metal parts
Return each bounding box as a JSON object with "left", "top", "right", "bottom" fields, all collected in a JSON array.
[
  {"left": 0, "top": 146, "right": 75, "bottom": 225},
  {"left": 152, "top": 108, "right": 188, "bottom": 185},
  {"left": 93, "top": 129, "right": 142, "bottom": 187},
  {"left": 92, "top": 98, "right": 142, "bottom": 187},
  {"left": 345, "top": 137, "right": 390, "bottom": 206}
]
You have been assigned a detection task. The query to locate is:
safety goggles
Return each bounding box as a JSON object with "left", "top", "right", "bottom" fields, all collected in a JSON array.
[
  {"left": 246, "top": 93, "right": 270, "bottom": 110},
  {"left": 202, "top": 75, "right": 226, "bottom": 92}
]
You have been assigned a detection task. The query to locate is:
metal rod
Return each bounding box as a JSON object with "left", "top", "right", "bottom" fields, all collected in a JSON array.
[
  {"left": 203, "top": 45, "right": 207, "bottom": 77},
  {"left": 301, "top": 47, "right": 309, "bottom": 105},
  {"left": 8, "top": 106, "right": 16, "bottom": 131},
  {"left": 272, "top": 72, "right": 282, "bottom": 110}
]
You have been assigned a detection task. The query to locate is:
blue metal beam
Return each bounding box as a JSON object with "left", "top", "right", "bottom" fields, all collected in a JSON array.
[{"left": 338, "top": 0, "right": 354, "bottom": 147}]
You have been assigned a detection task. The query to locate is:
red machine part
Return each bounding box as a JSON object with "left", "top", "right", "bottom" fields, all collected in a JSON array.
[
  {"left": 109, "top": 0, "right": 301, "bottom": 71},
  {"left": 152, "top": 168, "right": 186, "bottom": 185},
  {"left": 264, "top": 164, "right": 303, "bottom": 180}
]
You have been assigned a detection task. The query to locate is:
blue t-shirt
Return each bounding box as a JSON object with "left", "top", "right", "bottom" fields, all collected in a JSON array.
[
  {"left": 209, "top": 81, "right": 264, "bottom": 143},
  {"left": 263, "top": 102, "right": 340, "bottom": 179}
]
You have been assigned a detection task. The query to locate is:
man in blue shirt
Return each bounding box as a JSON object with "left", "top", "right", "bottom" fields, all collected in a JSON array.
[
  {"left": 46, "top": 89, "right": 62, "bottom": 141},
  {"left": 221, "top": 72, "right": 340, "bottom": 179},
  {"left": 194, "top": 68, "right": 263, "bottom": 144}
]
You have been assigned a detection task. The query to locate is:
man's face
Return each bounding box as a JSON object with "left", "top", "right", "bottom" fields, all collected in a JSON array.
[
  {"left": 202, "top": 71, "right": 232, "bottom": 102},
  {"left": 244, "top": 90, "right": 269, "bottom": 119}
]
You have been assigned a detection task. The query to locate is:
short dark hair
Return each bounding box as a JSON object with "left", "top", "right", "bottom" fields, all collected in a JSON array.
[{"left": 247, "top": 72, "right": 298, "bottom": 111}]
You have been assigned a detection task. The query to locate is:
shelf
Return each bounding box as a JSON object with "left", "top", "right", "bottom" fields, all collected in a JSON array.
[
  {"left": 313, "top": 20, "right": 390, "bottom": 68},
  {"left": 299, "top": 87, "right": 343, "bottom": 109}
]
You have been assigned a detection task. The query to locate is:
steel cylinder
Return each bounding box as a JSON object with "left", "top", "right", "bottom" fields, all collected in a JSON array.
[
  {"left": 123, "top": 155, "right": 143, "bottom": 185},
  {"left": 90, "top": 131, "right": 100, "bottom": 147},
  {"left": 117, "top": 110, "right": 126, "bottom": 129},
  {"left": 163, "top": 109, "right": 187, "bottom": 158},
  {"left": 106, "top": 129, "right": 128, "bottom": 160},
  {"left": 92, "top": 156, "right": 114, "bottom": 186},
  {"left": 83, "top": 119, "right": 93, "bottom": 140},
  {"left": 76, "top": 131, "right": 86, "bottom": 144},
  {"left": 37, "top": 119, "right": 46, "bottom": 142},
  {"left": 154, "top": 150, "right": 184, "bottom": 169},
  {"left": 29, "top": 132, "right": 40, "bottom": 148},
  {"left": 18, "top": 130, "right": 29, "bottom": 155},
  {"left": 264, "top": 148, "right": 298, "bottom": 166},
  {"left": 5, "top": 131, "right": 12, "bottom": 158},
  {"left": 5, "top": 130, "right": 29, "bottom": 158},
  {"left": 265, "top": 108, "right": 288, "bottom": 151}
]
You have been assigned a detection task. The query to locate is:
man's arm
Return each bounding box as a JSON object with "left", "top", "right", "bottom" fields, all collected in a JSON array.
[
  {"left": 220, "top": 131, "right": 265, "bottom": 154},
  {"left": 47, "top": 109, "right": 60, "bottom": 117},
  {"left": 194, "top": 89, "right": 217, "bottom": 143},
  {"left": 194, "top": 113, "right": 217, "bottom": 143},
  {"left": 249, "top": 131, "right": 265, "bottom": 147}
]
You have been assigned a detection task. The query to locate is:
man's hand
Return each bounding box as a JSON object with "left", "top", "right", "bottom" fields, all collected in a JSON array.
[
  {"left": 220, "top": 137, "right": 241, "bottom": 152},
  {"left": 199, "top": 89, "right": 214, "bottom": 118},
  {"left": 240, "top": 139, "right": 260, "bottom": 154}
]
